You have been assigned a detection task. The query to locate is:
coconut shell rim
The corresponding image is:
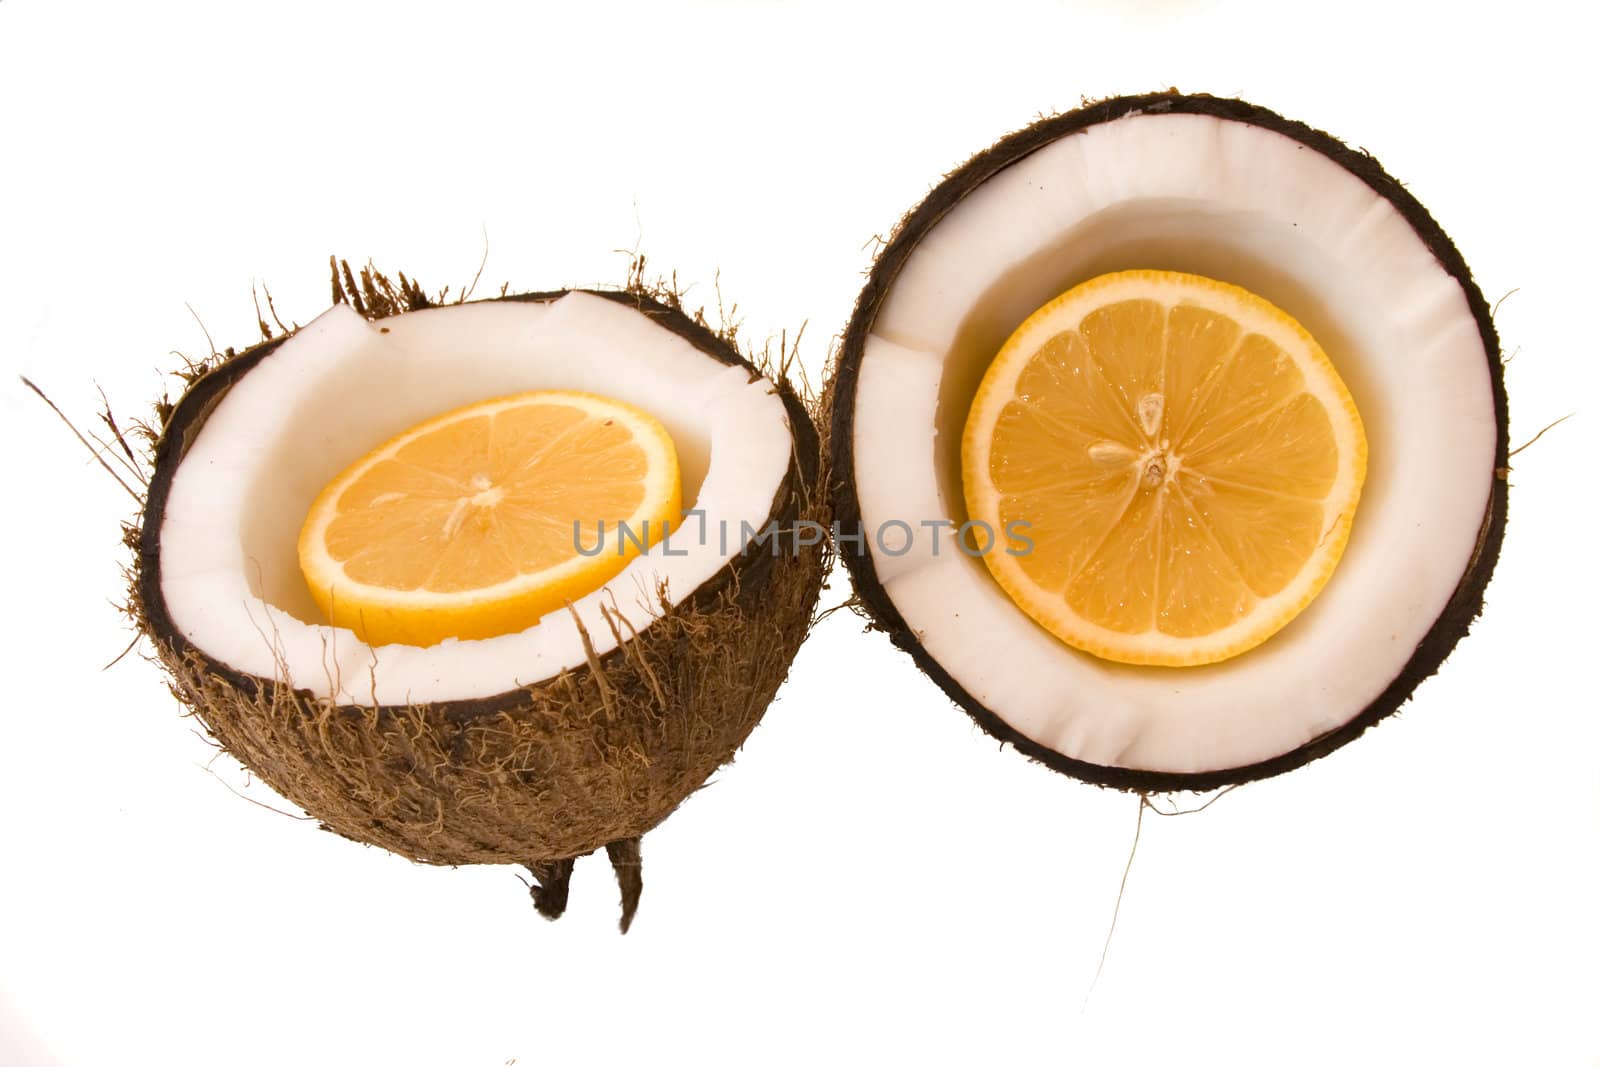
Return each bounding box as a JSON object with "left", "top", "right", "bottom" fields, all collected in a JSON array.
[
  {"left": 827, "top": 90, "right": 1511, "bottom": 793},
  {"left": 138, "top": 286, "right": 822, "bottom": 726}
]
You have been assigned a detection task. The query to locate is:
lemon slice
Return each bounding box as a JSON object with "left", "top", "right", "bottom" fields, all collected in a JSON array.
[
  {"left": 299, "top": 390, "right": 682, "bottom": 647},
  {"left": 962, "top": 270, "right": 1367, "bottom": 667}
]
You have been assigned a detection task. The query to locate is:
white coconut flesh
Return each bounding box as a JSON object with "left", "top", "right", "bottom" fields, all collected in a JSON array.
[
  {"left": 159, "top": 292, "right": 795, "bottom": 705},
  {"left": 852, "top": 110, "right": 1496, "bottom": 775}
]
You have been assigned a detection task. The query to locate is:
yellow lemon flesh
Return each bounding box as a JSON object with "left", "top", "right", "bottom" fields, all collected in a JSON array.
[
  {"left": 962, "top": 270, "right": 1367, "bottom": 667},
  {"left": 299, "top": 390, "right": 682, "bottom": 647}
]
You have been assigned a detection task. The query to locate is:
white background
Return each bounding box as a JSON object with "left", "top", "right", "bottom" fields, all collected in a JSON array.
[{"left": 2, "top": 1, "right": 1596, "bottom": 1064}]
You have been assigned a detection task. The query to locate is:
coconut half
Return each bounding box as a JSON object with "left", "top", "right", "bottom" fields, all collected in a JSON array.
[
  {"left": 829, "top": 93, "right": 1508, "bottom": 791},
  {"left": 134, "top": 267, "right": 827, "bottom": 929}
]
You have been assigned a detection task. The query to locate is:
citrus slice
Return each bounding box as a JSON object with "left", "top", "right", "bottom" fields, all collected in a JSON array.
[
  {"left": 299, "top": 390, "right": 682, "bottom": 647},
  {"left": 961, "top": 270, "right": 1367, "bottom": 667}
]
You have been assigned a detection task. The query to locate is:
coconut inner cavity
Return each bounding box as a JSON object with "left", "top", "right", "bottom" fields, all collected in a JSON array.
[
  {"left": 159, "top": 293, "right": 794, "bottom": 705},
  {"left": 850, "top": 109, "right": 1495, "bottom": 774}
]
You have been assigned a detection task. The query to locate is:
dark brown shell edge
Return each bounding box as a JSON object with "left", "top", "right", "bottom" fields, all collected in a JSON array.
[
  {"left": 132, "top": 283, "right": 830, "bottom": 903},
  {"left": 826, "top": 91, "right": 1510, "bottom": 793}
]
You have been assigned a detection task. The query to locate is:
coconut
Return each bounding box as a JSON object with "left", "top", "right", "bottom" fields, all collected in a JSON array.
[
  {"left": 128, "top": 260, "right": 828, "bottom": 930},
  {"left": 828, "top": 92, "right": 1508, "bottom": 791}
]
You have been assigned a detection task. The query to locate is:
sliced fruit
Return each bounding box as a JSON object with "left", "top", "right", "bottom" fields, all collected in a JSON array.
[
  {"left": 299, "top": 389, "right": 682, "bottom": 647},
  {"left": 144, "top": 282, "right": 826, "bottom": 925},
  {"left": 834, "top": 95, "right": 1504, "bottom": 787},
  {"left": 962, "top": 269, "right": 1367, "bottom": 666}
]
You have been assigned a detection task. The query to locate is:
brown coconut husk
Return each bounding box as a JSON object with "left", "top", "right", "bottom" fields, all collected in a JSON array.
[{"left": 127, "top": 258, "right": 831, "bottom": 932}]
